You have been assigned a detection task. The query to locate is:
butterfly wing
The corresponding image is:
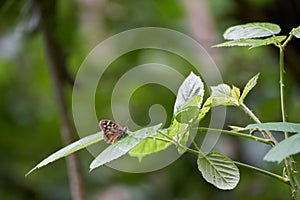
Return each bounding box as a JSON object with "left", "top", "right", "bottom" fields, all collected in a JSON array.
[{"left": 99, "top": 120, "right": 127, "bottom": 144}]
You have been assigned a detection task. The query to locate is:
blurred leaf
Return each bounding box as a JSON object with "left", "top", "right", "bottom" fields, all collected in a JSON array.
[
  {"left": 264, "top": 134, "right": 300, "bottom": 163},
  {"left": 290, "top": 26, "right": 300, "bottom": 38},
  {"left": 197, "top": 152, "right": 240, "bottom": 190},
  {"left": 239, "top": 73, "right": 260, "bottom": 103},
  {"left": 245, "top": 122, "right": 300, "bottom": 133},
  {"left": 26, "top": 131, "right": 103, "bottom": 176},
  {"left": 223, "top": 22, "right": 281, "bottom": 40},
  {"left": 211, "top": 84, "right": 239, "bottom": 106},
  {"left": 213, "top": 36, "right": 286, "bottom": 48},
  {"left": 174, "top": 72, "right": 204, "bottom": 114},
  {"left": 89, "top": 124, "right": 161, "bottom": 171}
]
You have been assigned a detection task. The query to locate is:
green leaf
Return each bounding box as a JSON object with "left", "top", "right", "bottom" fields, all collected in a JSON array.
[
  {"left": 211, "top": 84, "right": 239, "bottom": 106},
  {"left": 26, "top": 131, "right": 103, "bottom": 176},
  {"left": 249, "top": 36, "right": 286, "bottom": 49},
  {"left": 245, "top": 122, "right": 300, "bottom": 133},
  {"left": 231, "top": 85, "right": 240, "bottom": 99},
  {"left": 198, "top": 97, "right": 212, "bottom": 121},
  {"left": 239, "top": 73, "right": 260, "bottom": 103},
  {"left": 168, "top": 118, "right": 189, "bottom": 146},
  {"left": 264, "top": 134, "right": 300, "bottom": 163},
  {"left": 213, "top": 39, "right": 258, "bottom": 48},
  {"left": 197, "top": 152, "right": 240, "bottom": 190},
  {"left": 129, "top": 129, "right": 171, "bottom": 161},
  {"left": 89, "top": 124, "right": 161, "bottom": 171},
  {"left": 130, "top": 97, "right": 203, "bottom": 161},
  {"left": 290, "top": 26, "right": 300, "bottom": 38},
  {"left": 223, "top": 22, "right": 281, "bottom": 40},
  {"left": 175, "top": 106, "right": 200, "bottom": 124},
  {"left": 174, "top": 72, "right": 204, "bottom": 114},
  {"left": 213, "top": 36, "right": 286, "bottom": 49}
]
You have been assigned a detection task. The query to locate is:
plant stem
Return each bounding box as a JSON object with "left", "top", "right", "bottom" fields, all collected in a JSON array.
[
  {"left": 158, "top": 126, "right": 289, "bottom": 188},
  {"left": 197, "top": 127, "right": 273, "bottom": 145},
  {"left": 240, "top": 103, "right": 261, "bottom": 123},
  {"left": 279, "top": 47, "right": 288, "bottom": 138},
  {"left": 282, "top": 34, "right": 294, "bottom": 48},
  {"left": 234, "top": 161, "right": 289, "bottom": 185},
  {"left": 149, "top": 136, "right": 176, "bottom": 144},
  {"left": 183, "top": 145, "right": 288, "bottom": 185},
  {"left": 240, "top": 103, "right": 277, "bottom": 143},
  {"left": 279, "top": 45, "right": 300, "bottom": 200}
]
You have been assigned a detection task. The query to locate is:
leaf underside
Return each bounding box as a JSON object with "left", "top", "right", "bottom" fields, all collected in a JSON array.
[
  {"left": 223, "top": 22, "right": 281, "bottom": 40},
  {"left": 197, "top": 152, "right": 240, "bottom": 190}
]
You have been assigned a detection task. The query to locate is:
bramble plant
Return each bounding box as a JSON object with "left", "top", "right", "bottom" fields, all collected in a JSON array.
[{"left": 27, "top": 22, "right": 300, "bottom": 199}]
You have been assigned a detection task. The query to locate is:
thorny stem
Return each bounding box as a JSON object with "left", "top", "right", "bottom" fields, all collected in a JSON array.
[
  {"left": 240, "top": 103, "right": 277, "bottom": 144},
  {"left": 180, "top": 144, "right": 288, "bottom": 185},
  {"left": 234, "top": 161, "right": 289, "bottom": 185},
  {"left": 279, "top": 42, "right": 300, "bottom": 200},
  {"left": 197, "top": 127, "right": 273, "bottom": 145},
  {"left": 153, "top": 129, "right": 288, "bottom": 186},
  {"left": 241, "top": 99, "right": 300, "bottom": 199}
]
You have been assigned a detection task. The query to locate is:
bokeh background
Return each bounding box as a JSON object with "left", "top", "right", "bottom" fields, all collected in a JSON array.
[{"left": 1, "top": 0, "right": 300, "bottom": 199}]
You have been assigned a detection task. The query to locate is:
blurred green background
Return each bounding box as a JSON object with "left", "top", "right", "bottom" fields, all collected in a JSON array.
[{"left": 1, "top": 0, "right": 300, "bottom": 199}]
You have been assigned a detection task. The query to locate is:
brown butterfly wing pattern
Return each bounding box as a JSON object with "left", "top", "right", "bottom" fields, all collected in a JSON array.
[{"left": 99, "top": 120, "right": 128, "bottom": 144}]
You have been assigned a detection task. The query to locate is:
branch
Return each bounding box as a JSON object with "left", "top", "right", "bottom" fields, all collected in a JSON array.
[{"left": 33, "top": 1, "right": 85, "bottom": 199}]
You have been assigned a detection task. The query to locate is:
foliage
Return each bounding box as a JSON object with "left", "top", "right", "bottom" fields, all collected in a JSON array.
[{"left": 27, "top": 22, "right": 300, "bottom": 198}]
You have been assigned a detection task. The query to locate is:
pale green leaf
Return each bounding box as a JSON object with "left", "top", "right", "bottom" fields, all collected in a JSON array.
[
  {"left": 264, "top": 134, "right": 300, "bottom": 163},
  {"left": 197, "top": 152, "right": 240, "bottom": 190},
  {"left": 198, "top": 97, "right": 212, "bottom": 121},
  {"left": 174, "top": 72, "right": 204, "bottom": 114},
  {"left": 213, "top": 39, "right": 256, "bottom": 48},
  {"left": 249, "top": 36, "right": 286, "bottom": 49},
  {"left": 89, "top": 124, "right": 161, "bottom": 171},
  {"left": 290, "top": 26, "right": 300, "bottom": 38},
  {"left": 213, "top": 36, "right": 286, "bottom": 49},
  {"left": 223, "top": 22, "right": 281, "bottom": 40},
  {"left": 239, "top": 73, "right": 260, "bottom": 103},
  {"left": 231, "top": 85, "right": 240, "bottom": 99},
  {"left": 245, "top": 122, "right": 300, "bottom": 133},
  {"left": 169, "top": 118, "right": 189, "bottom": 142},
  {"left": 211, "top": 84, "right": 239, "bottom": 106},
  {"left": 26, "top": 131, "right": 103, "bottom": 176}
]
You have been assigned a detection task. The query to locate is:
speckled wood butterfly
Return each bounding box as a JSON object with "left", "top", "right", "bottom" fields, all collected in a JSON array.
[{"left": 99, "top": 120, "right": 128, "bottom": 144}]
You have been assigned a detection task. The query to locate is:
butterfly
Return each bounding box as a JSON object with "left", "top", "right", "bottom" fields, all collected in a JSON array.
[{"left": 99, "top": 120, "right": 128, "bottom": 144}]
